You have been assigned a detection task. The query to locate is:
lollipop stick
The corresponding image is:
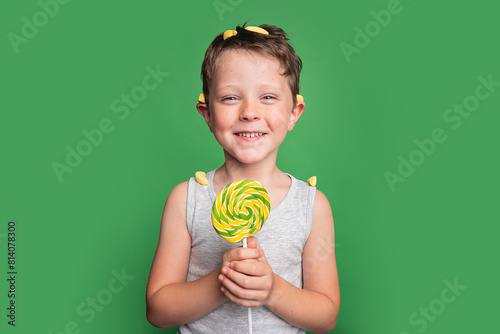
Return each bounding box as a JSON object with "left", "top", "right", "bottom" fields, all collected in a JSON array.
[
  {"left": 248, "top": 306, "right": 252, "bottom": 334},
  {"left": 242, "top": 237, "right": 252, "bottom": 334}
]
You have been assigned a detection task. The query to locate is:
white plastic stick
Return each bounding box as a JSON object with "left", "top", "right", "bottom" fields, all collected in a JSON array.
[{"left": 242, "top": 237, "right": 252, "bottom": 334}]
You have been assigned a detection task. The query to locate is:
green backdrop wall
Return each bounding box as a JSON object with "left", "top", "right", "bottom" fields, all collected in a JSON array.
[{"left": 1, "top": 0, "right": 498, "bottom": 333}]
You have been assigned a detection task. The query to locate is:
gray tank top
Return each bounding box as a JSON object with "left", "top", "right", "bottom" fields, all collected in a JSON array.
[{"left": 178, "top": 169, "right": 315, "bottom": 334}]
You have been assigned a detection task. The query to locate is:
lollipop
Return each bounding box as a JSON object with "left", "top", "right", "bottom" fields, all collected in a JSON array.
[
  {"left": 211, "top": 179, "right": 270, "bottom": 334},
  {"left": 212, "top": 179, "right": 270, "bottom": 243}
]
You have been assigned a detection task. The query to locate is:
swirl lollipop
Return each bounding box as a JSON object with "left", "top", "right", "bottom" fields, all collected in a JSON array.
[
  {"left": 212, "top": 179, "right": 270, "bottom": 244},
  {"left": 212, "top": 179, "right": 270, "bottom": 334}
]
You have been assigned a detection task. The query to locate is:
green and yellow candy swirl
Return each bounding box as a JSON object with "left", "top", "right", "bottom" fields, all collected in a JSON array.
[{"left": 212, "top": 180, "right": 270, "bottom": 243}]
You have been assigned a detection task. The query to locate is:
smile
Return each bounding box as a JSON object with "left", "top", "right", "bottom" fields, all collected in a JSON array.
[{"left": 236, "top": 132, "right": 265, "bottom": 138}]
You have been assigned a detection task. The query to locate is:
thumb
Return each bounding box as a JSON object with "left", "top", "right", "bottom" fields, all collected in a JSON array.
[{"left": 247, "top": 236, "right": 267, "bottom": 263}]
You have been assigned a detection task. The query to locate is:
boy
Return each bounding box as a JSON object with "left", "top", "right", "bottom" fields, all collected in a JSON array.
[{"left": 146, "top": 24, "right": 340, "bottom": 333}]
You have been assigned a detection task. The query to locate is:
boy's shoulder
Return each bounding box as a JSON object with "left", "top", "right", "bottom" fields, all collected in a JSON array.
[{"left": 166, "top": 181, "right": 189, "bottom": 203}]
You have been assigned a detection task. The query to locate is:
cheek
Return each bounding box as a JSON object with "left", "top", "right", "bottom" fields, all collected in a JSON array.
[
  {"left": 272, "top": 120, "right": 291, "bottom": 136},
  {"left": 275, "top": 110, "right": 292, "bottom": 130},
  {"left": 211, "top": 113, "right": 233, "bottom": 134}
]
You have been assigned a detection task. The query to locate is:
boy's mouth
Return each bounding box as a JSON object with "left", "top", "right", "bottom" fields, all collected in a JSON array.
[{"left": 235, "top": 132, "right": 266, "bottom": 138}]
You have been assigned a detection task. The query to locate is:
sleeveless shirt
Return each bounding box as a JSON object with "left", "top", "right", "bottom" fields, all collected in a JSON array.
[{"left": 177, "top": 169, "right": 316, "bottom": 334}]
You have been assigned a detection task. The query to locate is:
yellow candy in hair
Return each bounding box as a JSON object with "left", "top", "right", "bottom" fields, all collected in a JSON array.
[
  {"left": 245, "top": 26, "right": 269, "bottom": 35},
  {"left": 212, "top": 180, "right": 270, "bottom": 243},
  {"left": 223, "top": 30, "right": 237, "bottom": 40},
  {"left": 223, "top": 26, "right": 269, "bottom": 40}
]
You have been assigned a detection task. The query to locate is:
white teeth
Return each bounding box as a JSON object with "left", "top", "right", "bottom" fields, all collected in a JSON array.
[{"left": 238, "top": 132, "right": 263, "bottom": 138}]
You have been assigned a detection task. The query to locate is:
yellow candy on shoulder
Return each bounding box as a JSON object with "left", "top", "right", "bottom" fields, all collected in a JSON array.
[
  {"left": 195, "top": 171, "right": 209, "bottom": 185},
  {"left": 307, "top": 176, "right": 317, "bottom": 187}
]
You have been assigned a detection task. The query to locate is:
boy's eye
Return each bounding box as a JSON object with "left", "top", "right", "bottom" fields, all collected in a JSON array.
[
  {"left": 262, "top": 96, "right": 276, "bottom": 100},
  {"left": 222, "top": 96, "right": 237, "bottom": 101}
]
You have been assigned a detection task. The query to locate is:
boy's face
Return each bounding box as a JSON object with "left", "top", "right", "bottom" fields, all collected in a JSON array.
[{"left": 197, "top": 49, "right": 305, "bottom": 166}]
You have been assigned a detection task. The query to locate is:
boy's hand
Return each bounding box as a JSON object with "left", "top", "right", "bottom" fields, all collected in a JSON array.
[{"left": 219, "top": 236, "right": 274, "bottom": 308}]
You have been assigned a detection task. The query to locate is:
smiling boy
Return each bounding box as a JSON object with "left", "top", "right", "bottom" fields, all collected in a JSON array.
[{"left": 146, "top": 24, "right": 340, "bottom": 333}]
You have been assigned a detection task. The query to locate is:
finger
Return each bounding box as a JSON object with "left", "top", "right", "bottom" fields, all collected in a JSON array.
[
  {"left": 220, "top": 285, "right": 261, "bottom": 308},
  {"left": 224, "top": 266, "right": 269, "bottom": 290},
  {"left": 231, "top": 260, "right": 270, "bottom": 277},
  {"left": 224, "top": 247, "right": 261, "bottom": 263},
  {"left": 219, "top": 271, "right": 254, "bottom": 298},
  {"left": 246, "top": 236, "right": 266, "bottom": 262},
  {"left": 246, "top": 236, "right": 258, "bottom": 249},
  {"left": 219, "top": 273, "right": 266, "bottom": 307}
]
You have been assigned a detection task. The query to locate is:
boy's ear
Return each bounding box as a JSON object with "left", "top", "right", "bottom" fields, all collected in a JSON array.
[
  {"left": 196, "top": 102, "right": 213, "bottom": 132},
  {"left": 288, "top": 100, "right": 305, "bottom": 131}
]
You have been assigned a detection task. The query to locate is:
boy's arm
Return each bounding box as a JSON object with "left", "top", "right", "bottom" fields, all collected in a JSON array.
[
  {"left": 266, "top": 189, "right": 340, "bottom": 332},
  {"left": 146, "top": 182, "right": 227, "bottom": 329}
]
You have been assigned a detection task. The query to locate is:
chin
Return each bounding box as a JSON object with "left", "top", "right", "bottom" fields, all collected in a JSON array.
[{"left": 236, "top": 156, "right": 264, "bottom": 165}]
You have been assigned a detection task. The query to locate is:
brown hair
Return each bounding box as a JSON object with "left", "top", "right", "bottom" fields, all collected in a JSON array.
[{"left": 200, "top": 23, "right": 302, "bottom": 105}]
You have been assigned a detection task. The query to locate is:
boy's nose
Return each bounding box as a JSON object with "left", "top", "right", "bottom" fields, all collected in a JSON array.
[{"left": 239, "top": 101, "right": 261, "bottom": 121}]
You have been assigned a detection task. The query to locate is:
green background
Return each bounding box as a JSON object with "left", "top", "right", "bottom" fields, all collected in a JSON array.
[{"left": 1, "top": 0, "right": 498, "bottom": 333}]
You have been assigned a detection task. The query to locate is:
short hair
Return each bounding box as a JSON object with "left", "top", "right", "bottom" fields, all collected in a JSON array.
[{"left": 200, "top": 23, "right": 302, "bottom": 106}]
